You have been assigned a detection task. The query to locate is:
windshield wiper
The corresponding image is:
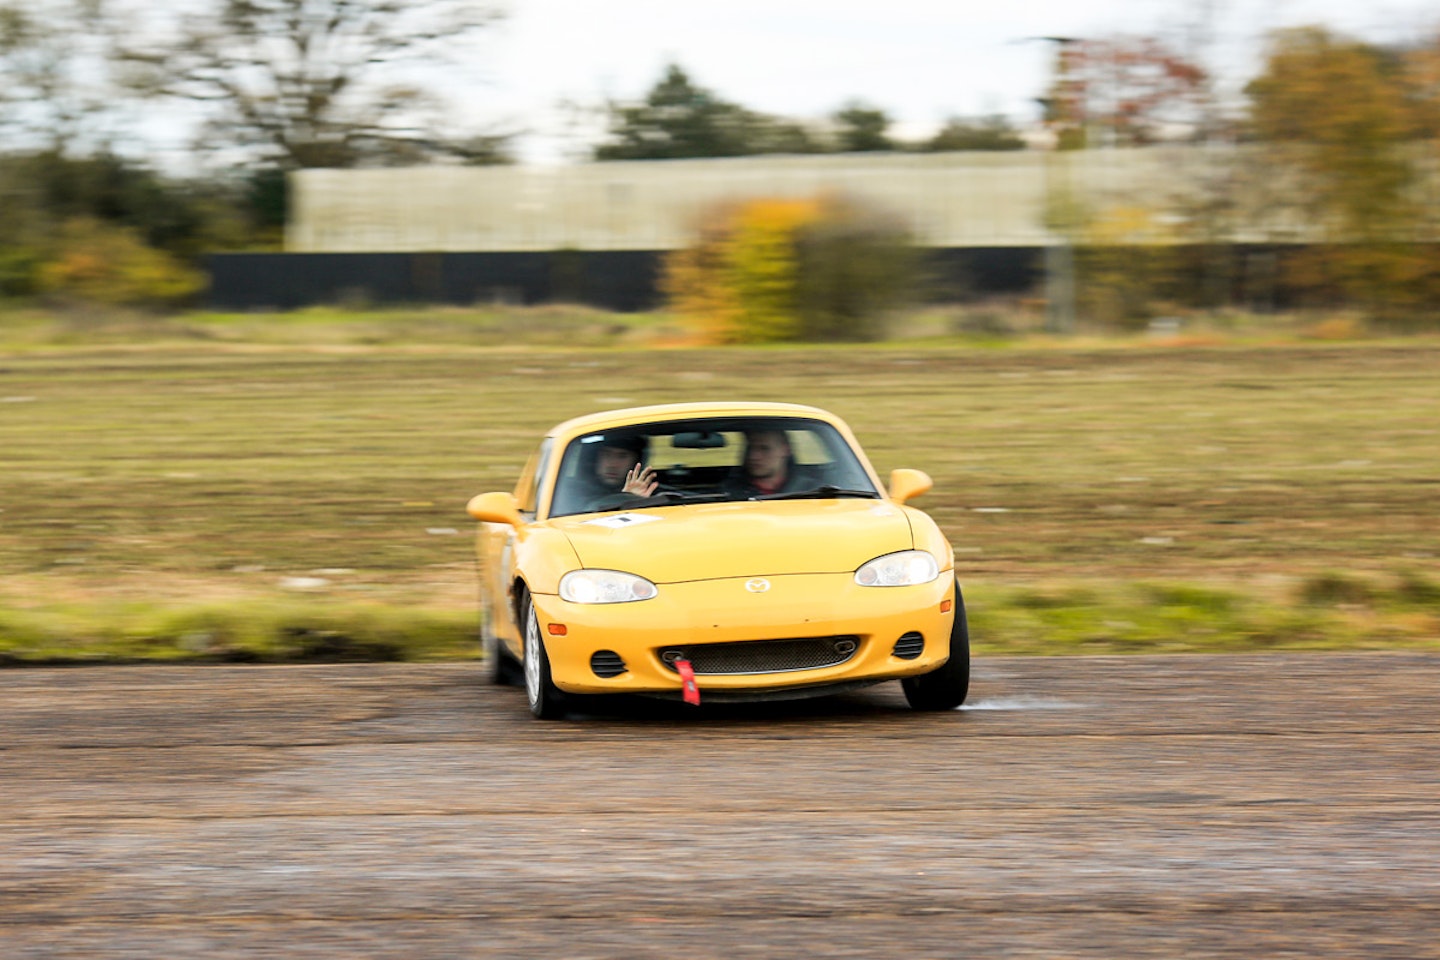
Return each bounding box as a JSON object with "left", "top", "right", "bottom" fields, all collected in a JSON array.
[
  {"left": 625, "top": 490, "right": 733, "bottom": 510},
  {"left": 754, "top": 485, "right": 881, "bottom": 501}
]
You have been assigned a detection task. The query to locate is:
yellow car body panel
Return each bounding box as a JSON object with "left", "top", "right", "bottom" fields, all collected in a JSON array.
[
  {"left": 530, "top": 573, "right": 955, "bottom": 695},
  {"left": 553, "top": 499, "right": 915, "bottom": 583},
  {"left": 469, "top": 402, "right": 967, "bottom": 711}
]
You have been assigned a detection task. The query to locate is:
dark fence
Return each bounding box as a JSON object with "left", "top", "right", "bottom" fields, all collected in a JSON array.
[
  {"left": 205, "top": 243, "right": 1440, "bottom": 314},
  {"left": 206, "top": 248, "right": 1045, "bottom": 312},
  {"left": 205, "top": 250, "right": 665, "bottom": 312}
]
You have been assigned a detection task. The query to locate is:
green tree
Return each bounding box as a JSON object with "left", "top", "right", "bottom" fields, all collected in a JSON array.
[
  {"left": 1246, "top": 26, "right": 1415, "bottom": 238},
  {"left": 793, "top": 197, "right": 916, "bottom": 340},
  {"left": 1405, "top": 38, "right": 1440, "bottom": 138},
  {"left": 832, "top": 101, "right": 894, "bottom": 152},
  {"left": 595, "top": 64, "right": 821, "bottom": 160},
  {"left": 1245, "top": 26, "right": 1437, "bottom": 322},
  {"left": 921, "top": 115, "right": 1026, "bottom": 152},
  {"left": 120, "top": 0, "right": 510, "bottom": 169},
  {"left": 36, "top": 216, "right": 205, "bottom": 307},
  {"left": 662, "top": 195, "right": 914, "bottom": 343},
  {"left": 0, "top": 149, "right": 264, "bottom": 297}
]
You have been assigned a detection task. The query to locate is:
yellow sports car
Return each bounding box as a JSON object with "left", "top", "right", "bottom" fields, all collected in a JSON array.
[{"left": 466, "top": 402, "right": 968, "bottom": 719}]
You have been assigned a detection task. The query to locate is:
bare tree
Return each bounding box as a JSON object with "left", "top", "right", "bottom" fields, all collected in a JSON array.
[
  {"left": 120, "top": 0, "right": 509, "bottom": 169},
  {"left": 0, "top": 0, "right": 120, "bottom": 154}
]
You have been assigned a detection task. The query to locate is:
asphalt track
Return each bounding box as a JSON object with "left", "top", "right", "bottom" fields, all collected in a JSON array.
[{"left": 3, "top": 653, "right": 1439, "bottom": 959}]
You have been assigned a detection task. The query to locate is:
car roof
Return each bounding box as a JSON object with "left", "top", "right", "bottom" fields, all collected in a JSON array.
[{"left": 547, "top": 402, "right": 842, "bottom": 439}]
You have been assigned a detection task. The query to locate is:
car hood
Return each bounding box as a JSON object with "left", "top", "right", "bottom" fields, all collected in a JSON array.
[{"left": 550, "top": 499, "right": 914, "bottom": 583}]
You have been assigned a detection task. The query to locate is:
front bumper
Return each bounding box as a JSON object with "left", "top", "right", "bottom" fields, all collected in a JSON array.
[{"left": 530, "top": 572, "right": 955, "bottom": 696}]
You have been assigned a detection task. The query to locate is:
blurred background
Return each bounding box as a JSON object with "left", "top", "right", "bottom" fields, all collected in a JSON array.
[
  {"left": 2, "top": 0, "right": 1438, "bottom": 334},
  {"left": 2, "top": 0, "right": 1439, "bottom": 664}
]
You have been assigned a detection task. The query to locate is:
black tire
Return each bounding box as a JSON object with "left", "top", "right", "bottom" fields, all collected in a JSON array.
[
  {"left": 482, "top": 600, "right": 522, "bottom": 686},
  {"left": 521, "top": 590, "right": 567, "bottom": 720},
  {"left": 902, "top": 579, "right": 971, "bottom": 711}
]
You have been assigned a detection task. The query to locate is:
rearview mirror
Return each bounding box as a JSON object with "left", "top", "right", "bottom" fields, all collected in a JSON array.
[
  {"left": 888, "top": 468, "right": 933, "bottom": 505},
  {"left": 671, "top": 431, "right": 727, "bottom": 449},
  {"left": 466, "top": 491, "right": 523, "bottom": 527}
]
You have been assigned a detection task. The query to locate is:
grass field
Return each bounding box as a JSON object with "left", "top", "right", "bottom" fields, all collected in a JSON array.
[{"left": 1, "top": 312, "right": 1437, "bottom": 662}]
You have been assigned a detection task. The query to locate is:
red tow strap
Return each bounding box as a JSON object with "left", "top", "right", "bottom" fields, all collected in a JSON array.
[{"left": 674, "top": 658, "right": 701, "bottom": 706}]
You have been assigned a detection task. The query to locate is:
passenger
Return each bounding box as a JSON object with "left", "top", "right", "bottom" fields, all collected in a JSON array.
[{"left": 725, "top": 429, "right": 813, "bottom": 498}]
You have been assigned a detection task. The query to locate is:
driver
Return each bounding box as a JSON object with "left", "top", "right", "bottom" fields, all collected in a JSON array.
[{"left": 577, "top": 433, "right": 658, "bottom": 510}]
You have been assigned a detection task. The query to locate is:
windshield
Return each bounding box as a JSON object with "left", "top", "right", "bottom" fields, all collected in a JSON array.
[{"left": 547, "top": 416, "right": 879, "bottom": 518}]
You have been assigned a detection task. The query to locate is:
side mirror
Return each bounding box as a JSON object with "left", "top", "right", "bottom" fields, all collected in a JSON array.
[
  {"left": 888, "top": 468, "right": 933, "bottom": 505},
  {"left": 466, "top": 491, "right": 524, "bottom": 527}
]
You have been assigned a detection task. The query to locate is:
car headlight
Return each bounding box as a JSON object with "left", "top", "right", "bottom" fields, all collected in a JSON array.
[
  {"left": 854, "top": 550, "right": 939, "bottom": 587},
  {"left": 559, "top": 569, "right": 659, "bottom": 604}
]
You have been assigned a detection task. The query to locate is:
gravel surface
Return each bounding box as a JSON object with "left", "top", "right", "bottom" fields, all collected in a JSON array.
[{"left": 3, "top": 654, "right": 1439, "bottom": 958}]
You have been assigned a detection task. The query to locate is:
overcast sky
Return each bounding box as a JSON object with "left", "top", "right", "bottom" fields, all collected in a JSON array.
[{"left": 471, "top": 0, "right": 1439, "bottom": 162}]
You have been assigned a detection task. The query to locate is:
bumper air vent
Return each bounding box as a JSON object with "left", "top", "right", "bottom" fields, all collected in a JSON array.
[
  {"left": 590, "top": 650, "right": 628, "bottom": 678},
  {"left": 659, "top": 636, "right": 860, "bottom": 676},
  {"left": 892, "top": 632, "right": 925, "bottom": 660}
]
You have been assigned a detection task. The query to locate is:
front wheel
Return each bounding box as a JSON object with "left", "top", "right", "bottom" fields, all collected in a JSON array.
[
  {"left": 902, "top": 579, "right": 971, "bottom": 711},
  {"left": 522, "top": 590, "right": 567, "bottom": 720}
]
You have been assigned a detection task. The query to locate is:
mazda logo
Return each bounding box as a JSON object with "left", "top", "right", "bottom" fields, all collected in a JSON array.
[{"left": 745, "top": 578, "right": 771, "bottom": 593}]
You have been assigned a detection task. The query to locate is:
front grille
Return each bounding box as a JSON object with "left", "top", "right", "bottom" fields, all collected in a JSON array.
[
  {"left": 659, "top": 636, "right": 860, "bottom": 676},
  {"left": 590, "top": 650, "right": 628, "bottom": 678},
  {"left": 892, "top": 632, "right": 925, "bottom": 660}
]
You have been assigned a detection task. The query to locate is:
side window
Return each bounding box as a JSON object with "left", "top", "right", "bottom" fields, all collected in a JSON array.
[
  {"left": 816, "top": 428, "right": 871, "bottom": 488},
  {"left": 530, "top": 439, "right": 553, "bottom": 518},
  {"left": 512, "top": 439, "right": 553, "bottom": 520}
]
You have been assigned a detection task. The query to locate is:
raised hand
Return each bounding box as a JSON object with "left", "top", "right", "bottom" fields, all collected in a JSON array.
[{"left": 623, "top": 463, "right": 659, "bottom": 497}]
